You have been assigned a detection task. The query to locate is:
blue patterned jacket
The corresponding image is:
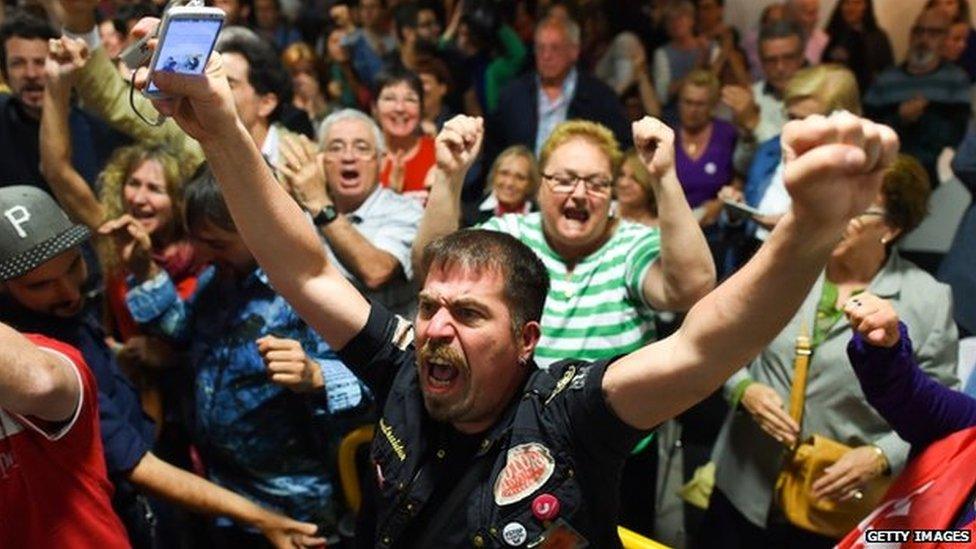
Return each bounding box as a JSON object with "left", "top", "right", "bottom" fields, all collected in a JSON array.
[{"left": 126, "top": 266, "right": 364, "bottom": 524}]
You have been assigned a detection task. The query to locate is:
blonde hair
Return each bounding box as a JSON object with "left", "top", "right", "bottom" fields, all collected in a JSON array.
[
  {"left": 784, "top": 63, "right": 862, "bottom": 115},
  {"left": 680, "top": 68, "right": 721, "bottom": 104},
  {"left": 538, "top": 120, "right": 622, "bottom": 175},
  {"left": 97, "top": 141, "right": 195, "bottom": 273},
  {"left": 619, "top": 149, "right": 657, "bottom": 214},
  {"left": 486, "top": 145, "right": 540, "bottom": 197}
]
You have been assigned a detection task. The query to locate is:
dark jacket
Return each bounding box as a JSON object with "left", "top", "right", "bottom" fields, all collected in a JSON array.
[
  {"left": 939, "top": 124, "right": 976, "bottom": 335},
  {"left": 339, "top": 303, "right": 648, "bottom": 548},
  {"left": 0, "top": 93, "right": 126, "bottom": 195},
  {"left": 486, "top": 71, "right": 632, "bottom": 172}
]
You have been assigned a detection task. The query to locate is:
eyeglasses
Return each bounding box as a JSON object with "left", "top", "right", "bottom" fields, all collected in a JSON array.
[
  {"left": 542, "top": 172, "right": 613, "bottom": 195},
  {"left": 322, "top": 141, "right": 376, "bottom": 159}
]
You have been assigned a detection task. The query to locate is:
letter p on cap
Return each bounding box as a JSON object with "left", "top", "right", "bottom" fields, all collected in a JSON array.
[{"left": 4, "top": 205, "right": 30, "bottom": 238}]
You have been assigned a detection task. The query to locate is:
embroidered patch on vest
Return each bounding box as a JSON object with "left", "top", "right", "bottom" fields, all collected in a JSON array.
[
  {"left": 379, "top": 418, "right": 406, "bottom": 461},
  {"left": 493, "top": 442, "right": 556, "bottom": 506}
]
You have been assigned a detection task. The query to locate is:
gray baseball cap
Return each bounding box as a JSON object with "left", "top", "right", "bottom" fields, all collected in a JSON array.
[{"left": 0, "top": 186, "right": 91, "bottom": 281}]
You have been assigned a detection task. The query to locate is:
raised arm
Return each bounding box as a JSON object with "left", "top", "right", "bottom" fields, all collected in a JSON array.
[
  {"left": 844, "top": 293, "right": 976, "bottom": 449},
  {"left": 59, "top": 0, "right": 205, "bottom": 164},
  {"left": 0, "top": 323, "right": 81, "bottom": 422},
  {"left": 604, "top": 112, "right": 900, "bottom": 430},
  {"left": 135, "top": 19, "right": 367, "bottom": 351},
  {"left": 40, "top": 37, "right": 105, "bottom": 229},
  {"left": 410, "top": 115, "right": 483, "bottom": 280},
  {"left": 632, "top": 117, "right": 716, "bottom": 311}
]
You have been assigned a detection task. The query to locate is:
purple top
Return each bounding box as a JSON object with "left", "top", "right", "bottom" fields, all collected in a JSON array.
[
  {"left": 675, "top": 118, "right": 737, "bottom": 208},
  {"left": 848, "top": 323, "right": 976, "bottom": 527}
]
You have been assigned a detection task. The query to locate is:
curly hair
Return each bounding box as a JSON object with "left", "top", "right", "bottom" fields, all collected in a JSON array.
[
  {"left": 881, "top": 154, "right": 931, "bottom": 243},
  {"left": 539, "top": 120, "right": 622, "bottom": 175},
  {"left": 97, "top": 141, "right": 194, "bottom": 272}
]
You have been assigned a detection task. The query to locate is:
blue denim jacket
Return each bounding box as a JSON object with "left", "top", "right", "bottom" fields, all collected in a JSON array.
[{"left": 126, "top": 266, "right": 364, "bottom": 524}]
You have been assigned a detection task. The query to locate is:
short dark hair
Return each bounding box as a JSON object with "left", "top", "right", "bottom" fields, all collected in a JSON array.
[
  {"left": 183, "top": 163, "right": 237, "bottom": 234},
  {"left": 0, "top": 11, "right": 57, "bottom": 79},
  {"left": 881, "top": 154, "right": 932, "bottom": 243},
  {"left": 413, "top": 54, "right": 452, "bottom": 92},
  {"left": 421, "top": 230, "right": 549, "bottom": 332},
  {"left": 373, "top": 65, "right": 425, "bottom": 111},
  {"left": 758, "top": 18, "right": 804, "bottom": 46},
  {"left": 216, "top": 29, "right": 293, "bottom": 121}
]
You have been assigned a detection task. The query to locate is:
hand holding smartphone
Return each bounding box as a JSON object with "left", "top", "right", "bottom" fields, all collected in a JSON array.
[
  {"left": 142, "top": 6, "right": 225, "bottom": 98},
  {"left": 721, "top": 197, "right": 763, "bottom": 219}
]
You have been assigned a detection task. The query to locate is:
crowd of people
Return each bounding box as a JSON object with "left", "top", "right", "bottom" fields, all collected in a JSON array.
[{"left": 0, "top": 0, "right": 974, "bottom": 548}]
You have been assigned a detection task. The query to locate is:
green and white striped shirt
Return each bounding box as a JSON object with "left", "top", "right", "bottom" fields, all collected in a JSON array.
[{"left": 480, "top": 213, "right": 661, "bottom": 368}]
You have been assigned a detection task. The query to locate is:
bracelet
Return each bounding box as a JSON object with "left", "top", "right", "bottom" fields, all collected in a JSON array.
[{"left": 869, "top": 445, "right": 890, "bottom": 476}]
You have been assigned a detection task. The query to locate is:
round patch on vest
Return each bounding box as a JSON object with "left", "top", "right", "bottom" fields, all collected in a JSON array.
[
  {"left": 502, "top": 521, "right": 528, "bottom": 546},
  {"left": 493, "top": 442, "right": 556, "bottom": 506},
  {"left": 705, "top": 161, "right": 717, "bottom": 175},
  {"left": 531, "top": 493, "right": 560, "bottom": 522}
]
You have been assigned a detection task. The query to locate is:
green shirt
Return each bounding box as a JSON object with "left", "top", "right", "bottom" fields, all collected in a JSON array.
[{"left": 480, "top": 213, "right": 661, "bottom": 368}]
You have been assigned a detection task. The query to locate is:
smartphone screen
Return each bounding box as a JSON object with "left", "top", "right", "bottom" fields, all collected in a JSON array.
[{"left": 147, "top": 16, "right": 223, "bottom": 94}]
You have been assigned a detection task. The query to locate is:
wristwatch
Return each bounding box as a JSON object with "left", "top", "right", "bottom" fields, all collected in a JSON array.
[{"left": 311, "top": 204, "right": 338, "bottom": 226}]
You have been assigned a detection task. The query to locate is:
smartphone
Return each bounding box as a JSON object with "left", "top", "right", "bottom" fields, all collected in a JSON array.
[
  {"left": 143, "top": 6, "right": 225, "bottom": 98},
  {"left": 721, "top": 197, "right": 764, "bottom": 218}
]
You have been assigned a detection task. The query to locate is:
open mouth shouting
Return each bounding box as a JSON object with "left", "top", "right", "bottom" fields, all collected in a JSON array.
[
  {"left": 418, "top": 343, "right": 467, "bottom": 397},
  {"left": 562, "top": 205, "right": 591, "bottom": 224}
]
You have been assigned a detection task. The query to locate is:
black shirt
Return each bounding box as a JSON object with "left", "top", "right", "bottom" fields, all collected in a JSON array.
[
  {"left": 338, "top": 302, "right": 649, "bottom": 548},
  {"left": 0, "top": 93, "right": 125, "bottom": 195}
]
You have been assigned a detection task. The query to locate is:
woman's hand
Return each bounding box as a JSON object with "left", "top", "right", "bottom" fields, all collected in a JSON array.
[
  {"left": 741, "top": 382, "right": 799, "bottom": 447},
  {"left": 844, "top": 293, "right": 901, "bottom": 348},
  {"left": 98, "top": 215, "right": 159, "bottom": 281},
  {"left": 811, "top": 445, "right": 888, "bottom": 502}
]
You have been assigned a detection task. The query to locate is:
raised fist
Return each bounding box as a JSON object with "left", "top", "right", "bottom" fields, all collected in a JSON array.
[
  {"left": 781, "top": 111, "right": 898, "bottom": 232},
  {"left": 256, "top": 335, "right": 324, "bottom": 393},
  {"left": 632, "top": 116, "right": 675, "bottom": 178},
  {"left": 721, "top": 85, "right": 758, "bottom": 131},
  {"left": 843, "top": 293, "right": 901, "bottom": 348},
  {"left": 45, "top": 36, "right": 89, "bottom": 86},
  {"left": 435, "top": 115, "right": 483, "bottom": 178}
]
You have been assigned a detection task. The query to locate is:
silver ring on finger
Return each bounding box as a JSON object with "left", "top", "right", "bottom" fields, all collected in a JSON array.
[{"left": 850, "top": 489, "right": 864, "bottom": 501}]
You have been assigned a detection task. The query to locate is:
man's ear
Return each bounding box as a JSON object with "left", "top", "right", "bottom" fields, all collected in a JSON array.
[
  {"left": 257, "top": 91, "right": 279, "bottom": 120},
  {"left": 518, "top": 320, "right": 541, "bottom": 364}
]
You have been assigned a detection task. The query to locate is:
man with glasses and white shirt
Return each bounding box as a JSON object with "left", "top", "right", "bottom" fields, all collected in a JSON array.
[{"left": 279, "top": 109, "right": 423, "bottom": 317}]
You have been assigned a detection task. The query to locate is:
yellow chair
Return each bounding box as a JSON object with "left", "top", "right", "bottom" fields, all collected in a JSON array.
[
  {"left": 338, "top": 424, "right": 376, "bottom": 513},
  {"left": 338, "top": 426, "right": 671, "bottom": 548}
]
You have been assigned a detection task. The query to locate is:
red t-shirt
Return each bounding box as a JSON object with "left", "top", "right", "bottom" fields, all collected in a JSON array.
[
  {"left": 0, "top": 335, "right": 130, "bottom": 547},
  {"left": 379, "top": 135, "right": 436, "bottom": 204}
]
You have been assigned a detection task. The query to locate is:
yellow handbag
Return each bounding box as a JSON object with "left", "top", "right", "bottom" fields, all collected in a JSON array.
[{"left": 774, "top": 330, "right": 891, "bottom": 539}]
